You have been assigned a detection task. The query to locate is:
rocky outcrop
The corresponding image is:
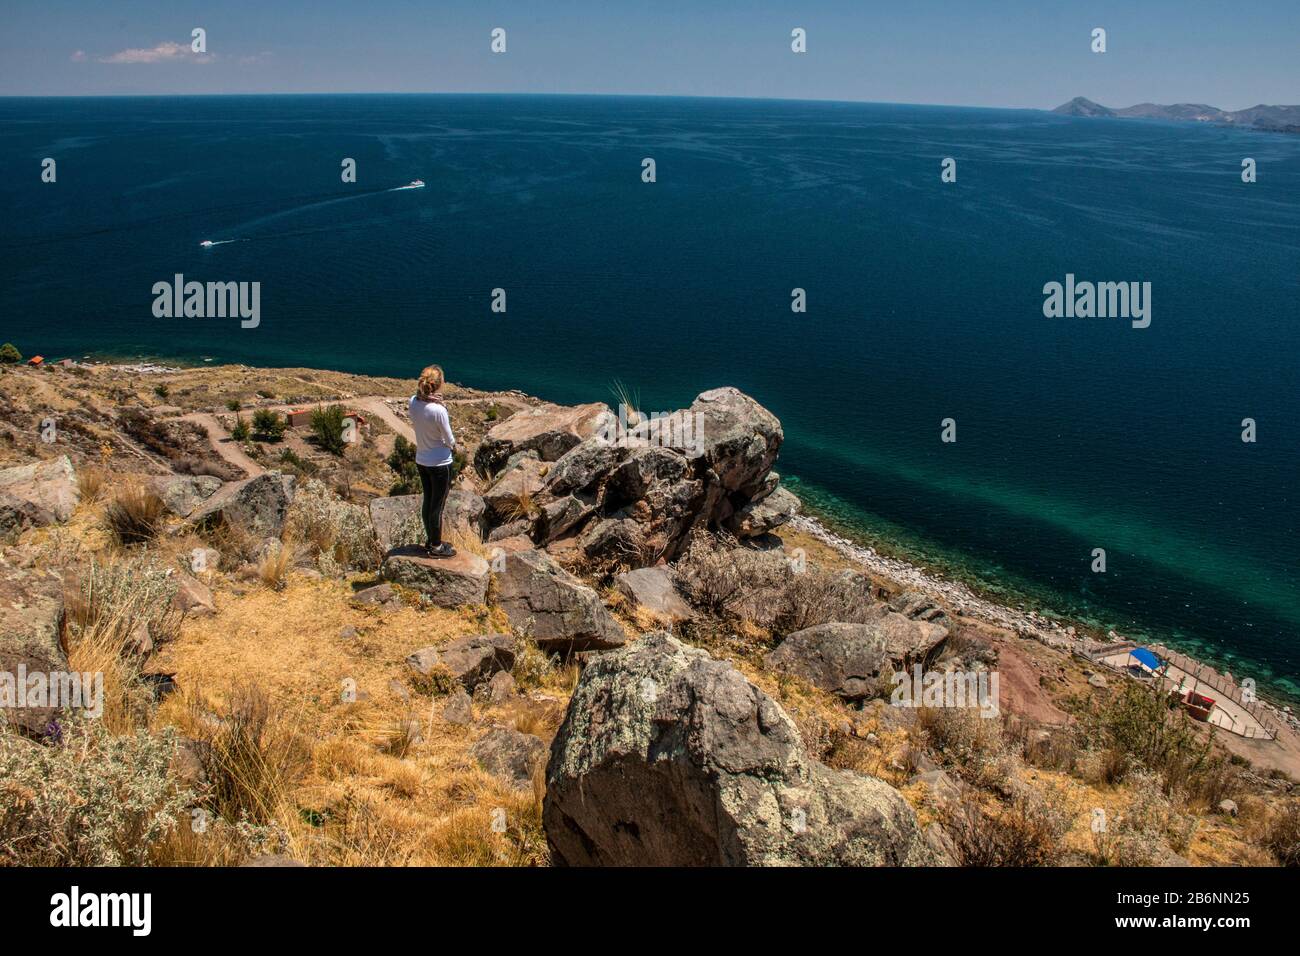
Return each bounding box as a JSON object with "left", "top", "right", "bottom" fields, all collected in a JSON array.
[
  {"left": 544, "top": 633, "right": 942, "bottom": 866},
  {"left": 0, "top": 562, "right": 69, "bottom": 736},
  {"left": 405, "top": 633, "right": 514, "bottom": 691},
  {"left": 0, "top": 456, "right": 80, "bottom": 533},
  {"left": 186, "top": 471, "right": 295, "bottom": 538},
  {"left": 494, "top": 549, "right": 626, "bottom": 652},
  {"left": 614, "top": 566, "right": 693, "bottom": 623},
  {"left": 151, "top": 474, "right": 223, "bottom": 518},
  {"left": 473, "top": 388, "right": 789, "bottom": 567},
  {"left": 470, "top": 727, "right": 545, "bottom": 789},
  {"left": 765, "top": 616, "right": 949, "bottom": 701},
  {"left": 474, "top": 402, "right": 615, "bottom": 477},
  {"left": 380, "top": 546, "right": 490, "bottom": 607}
]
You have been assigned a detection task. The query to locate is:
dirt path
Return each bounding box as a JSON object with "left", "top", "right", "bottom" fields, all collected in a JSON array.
[
  {"left": 348, "top": 397, "right": 415, "bottom": 444},
  {"left": 180, "top": 412, "right": 264, "bottom": 478}
]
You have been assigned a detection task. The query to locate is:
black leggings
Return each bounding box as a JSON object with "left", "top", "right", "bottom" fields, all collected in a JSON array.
[{"left": 417, "top": 463, "right": 452, "bottom": 548}]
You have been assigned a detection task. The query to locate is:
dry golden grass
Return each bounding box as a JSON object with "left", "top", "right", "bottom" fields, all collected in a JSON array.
[
  {"left": 255, "top": 543, "right": 294, "bottom": 590},
  {"left": 145, "top": 575, "right": 565, "bottom": 865}
]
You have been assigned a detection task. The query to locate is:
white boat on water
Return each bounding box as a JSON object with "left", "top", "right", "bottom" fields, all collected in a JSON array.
[
  {"left": 404, "top": 179, "right": 425, "bottom": 189},
  {"left": 199, "top": 240, "right": 214, "bottom": 247}
]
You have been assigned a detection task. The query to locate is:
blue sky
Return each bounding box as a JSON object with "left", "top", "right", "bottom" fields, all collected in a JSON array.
[{"left": 2, "top": 0, "right": 1296, "bottom": 107}]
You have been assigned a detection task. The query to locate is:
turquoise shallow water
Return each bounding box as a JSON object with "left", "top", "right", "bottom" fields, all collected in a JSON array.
[{"left": 1, "top": 94, "right": 1297, "bottom": 695}]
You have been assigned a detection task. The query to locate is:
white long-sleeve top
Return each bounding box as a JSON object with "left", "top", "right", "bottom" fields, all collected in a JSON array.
[{"left": 409, "top": 395, "right": 456, "bottom": 467}]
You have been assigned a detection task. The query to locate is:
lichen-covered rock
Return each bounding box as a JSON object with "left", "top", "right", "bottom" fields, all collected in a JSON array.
[
  {"left": 544, "top": 633, "right": 943, "bottom": 866},
  {"left": 0, "top": 456, "right": 80, "bottom": 533},
  {"left": 405, "top": 633, "right": 514, "bottom": 691},
  {"left": 186, "top": 471, "right": 295, "bottom": 538},
  {"left": 0, "top": 562, "right": 69, "bottom": 736},
  {"left": 470, "top": 726, "right": 545, "bottom": 789},
  {"left": 380, "top": 546, "right": 490, "bottom": 607},
  {"left": 495, "top": 549, "right": 626, "bottom": 652},
  {"left": 765, "top": 617, "right": 948, "bottom": 701},
  {"left": 151, "top": 474, "right": 224, "bottom": 518}
]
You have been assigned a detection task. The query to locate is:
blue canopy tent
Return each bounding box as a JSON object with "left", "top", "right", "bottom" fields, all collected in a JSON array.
[{"left": 1127, "top": 647, "right": 1164, "bottom": 675}]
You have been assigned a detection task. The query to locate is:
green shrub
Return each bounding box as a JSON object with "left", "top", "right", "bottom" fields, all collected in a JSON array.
[
  {"left": 225, "top": 398, "right": 242, "bottom": 412},
  {"left": 386, "top": 435, "right": 421, "bottom": 495},
  {"left": 1084, "top": 679, "right": 1218, "bottom": 800},
  {"left": 0, "top": 343, "right": 22, "bottom": 364},
  {"left": 230, "top": 414, "right": 250, "bottom": 442},
  {"left": 0, "top": 720, "right": 193, "bottom": 866},
  {"left": 153, "top": 383, "right": 170, "bottom": 399},
  {"left": 252, "top": 408, "right": 286, "bottom": 441},
  {"left": 310, "top": 405, "right": 347, "bottom": 455}
]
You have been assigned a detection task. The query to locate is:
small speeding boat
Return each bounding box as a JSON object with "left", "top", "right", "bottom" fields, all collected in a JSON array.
[{"left": 199, "top": 240, "right": 214, "bottom": 247}]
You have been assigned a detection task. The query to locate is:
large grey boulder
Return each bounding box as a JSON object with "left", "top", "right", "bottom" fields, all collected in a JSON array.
[
  {"left": 544, "top": 633, "right": 942, "bottom": 866},
  {"left": 614, "top": 566, "right": 693, "bottom": 623},
  {"left": 766, "top": 617, "right": 949, "bottom": 701},
  {"left": 380, "top": 546, "right": 490, "bottom": 607},
  {"left": 495, "top": 549, "right": 626, "bottom": 652},
  {"left": 186, "top": 471, "right": 295, "bottom": 537},
  {"left": 0, "top": 562, "right": 70, "bottom": 736},
  {"left": 474, "top": 402, "right": 615, "bottom": 477},
  {"left": 0, "top": 456, "right": 80, "bottom": 533},
  {"left": 151, "top": 474, "right": 223, "bottom": 518},
  {"left": 405, "top": 633, "right": 514, "bottom": 691}
]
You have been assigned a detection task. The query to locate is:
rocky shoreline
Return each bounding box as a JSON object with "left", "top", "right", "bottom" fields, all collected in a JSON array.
[{"left": 788, "top": 512, "right": 1300, "bottom": 732}]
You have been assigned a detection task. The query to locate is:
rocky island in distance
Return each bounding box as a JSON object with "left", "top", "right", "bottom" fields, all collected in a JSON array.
[{"left": 1053, "top": 96, "right": 1300, "bottom": 133}]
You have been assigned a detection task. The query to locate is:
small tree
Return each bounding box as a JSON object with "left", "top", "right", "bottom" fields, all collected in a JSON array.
[
  {"left": 230, "top": 414, "right": 250, "bottom": 442},
  {"left": 310, "top": 405, "right": 347, "bottom": 455},
  {"left": 225, "top": 398, "right": 242, "bottom": 412},
  {"left": 0, "top": 343, "right": 22, "bottom": 364},
  {"left": 252, "top": 408, "right": 286, "bottom": 442}
]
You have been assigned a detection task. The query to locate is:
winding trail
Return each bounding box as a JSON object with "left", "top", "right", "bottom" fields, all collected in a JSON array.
[{"left": 180, "top": 412, "right": 265, "bottom": 478}]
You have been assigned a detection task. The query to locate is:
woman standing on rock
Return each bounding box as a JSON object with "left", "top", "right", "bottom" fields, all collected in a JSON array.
[{"left": 410, "top": 365, "right": 457, "bottom": 558}]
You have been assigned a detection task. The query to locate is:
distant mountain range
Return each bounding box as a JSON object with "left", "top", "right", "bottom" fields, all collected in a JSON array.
[{"left": 1053, "top": 97, "right": 1300, "bottom": 133}]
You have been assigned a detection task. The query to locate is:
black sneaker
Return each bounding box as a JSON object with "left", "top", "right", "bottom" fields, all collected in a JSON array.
[{"left": 426, "top": 543, "right": 456, "bottom": 558}]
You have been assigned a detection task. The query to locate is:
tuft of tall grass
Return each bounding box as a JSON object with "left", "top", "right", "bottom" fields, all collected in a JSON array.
[{"left": 104, "top": 484, "right": 166, "bottom": 546}]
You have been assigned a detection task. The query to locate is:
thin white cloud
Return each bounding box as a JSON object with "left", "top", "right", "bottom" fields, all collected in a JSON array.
[
  {"left": 70, "top": 50, "right": 87, "bottom": 62},
  {"left": 98, "top": 42, "right": 214, "bottom": 65}
]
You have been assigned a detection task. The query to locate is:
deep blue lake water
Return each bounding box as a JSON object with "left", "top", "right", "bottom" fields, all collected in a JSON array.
[{"left": 2, "top": 94, "right": 1297, "bottom": 694}]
